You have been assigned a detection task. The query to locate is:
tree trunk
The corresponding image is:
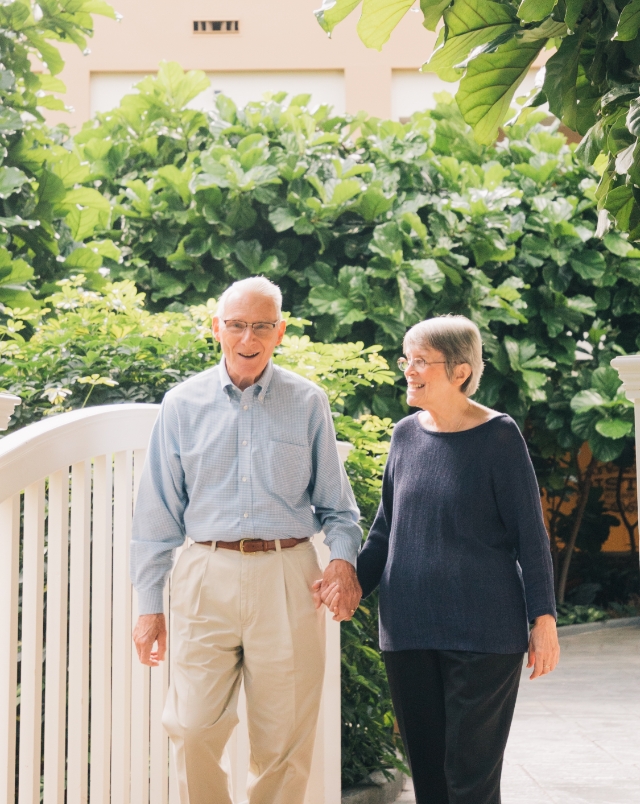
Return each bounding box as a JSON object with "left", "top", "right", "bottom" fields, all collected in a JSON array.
[
  {"left": 548, "top": 472, "right": 571, "bottom": 596},
  {"left": 557, "top": 455, "right": 597, "bottom": 603},
  {"left": 615, "top": 461, "right": 638, "bottom": 554}
]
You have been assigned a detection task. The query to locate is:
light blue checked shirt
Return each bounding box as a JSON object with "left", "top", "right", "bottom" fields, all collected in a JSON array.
[{"left": 131, "top": 358, "right": 362, "bottom": 614}]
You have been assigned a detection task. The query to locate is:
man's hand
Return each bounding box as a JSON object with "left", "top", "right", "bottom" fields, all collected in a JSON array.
[
  {"left": 527, "top": 614, "right": 560, "bottom": 680},
  {"left": 312, "top": 559, "right": 361, "bottom": 622},
  {"left": 133, "top": 613, "right": 167, "bottom": 667}
]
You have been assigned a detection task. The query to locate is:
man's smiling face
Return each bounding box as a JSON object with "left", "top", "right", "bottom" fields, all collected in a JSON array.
[{"left": 212, "top": 291, "right": 286, "bottom": 391}]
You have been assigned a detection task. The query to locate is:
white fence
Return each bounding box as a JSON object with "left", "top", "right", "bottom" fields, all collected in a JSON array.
[{"left": 0, "top": 403, "right": 342, "bottom": 804}]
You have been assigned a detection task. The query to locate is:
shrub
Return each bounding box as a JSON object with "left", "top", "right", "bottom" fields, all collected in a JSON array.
[
  {"left": 0, "top": 0, "right": 116, "bottom": 308},
  {"left": 68, "top": 69, "right": 639, "bottom": 600}
]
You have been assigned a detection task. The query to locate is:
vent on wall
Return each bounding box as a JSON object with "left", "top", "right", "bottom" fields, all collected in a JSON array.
[{"left": 193, "top": 20, "right": 240, "bottom": 34}]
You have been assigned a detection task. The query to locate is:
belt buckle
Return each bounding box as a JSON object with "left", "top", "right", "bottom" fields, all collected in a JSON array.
[{"left": 239, "top": 538, "right": 257, "bottom": 555}]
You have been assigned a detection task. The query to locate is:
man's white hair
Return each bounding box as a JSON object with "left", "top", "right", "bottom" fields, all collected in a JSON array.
[{"left": 216, "top": 276, "right": 283, "bottom": 320}]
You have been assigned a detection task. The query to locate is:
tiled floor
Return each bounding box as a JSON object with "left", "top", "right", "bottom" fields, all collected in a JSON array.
[{"left": 396, "top": 624, "right": 640, "bottom": 803}]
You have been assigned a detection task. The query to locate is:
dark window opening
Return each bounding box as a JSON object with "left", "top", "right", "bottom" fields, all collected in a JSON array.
[{"left": 193, "top": 20, "right": 240, "bottom": 34}]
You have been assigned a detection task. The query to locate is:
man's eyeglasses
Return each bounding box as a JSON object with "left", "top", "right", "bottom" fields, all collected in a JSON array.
[
  {"left": 224, "top": 319, "right": 279, "bottom": 336},
  {"left": 397, "top": 357, "right": 447, "bottom": 371}
]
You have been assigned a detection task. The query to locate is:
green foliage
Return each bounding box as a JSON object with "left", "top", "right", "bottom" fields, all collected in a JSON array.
[
  {"left": 314, "top": 0, "right": 640, "bottom": 242},
  {"left": 68, "top": 74, "right": 637, "bottom": 451},
  {"left": 556, "top": 602, "right": 610, "bottom": 626},
  {"left": 0, "top": 277, "right": 398, "bottom": 785},
  {"left": 341, "top": 593, "right": 405, "bottom": 788},
  {"left": 0, "top": 0, "right": 116, "bottom": 308}
]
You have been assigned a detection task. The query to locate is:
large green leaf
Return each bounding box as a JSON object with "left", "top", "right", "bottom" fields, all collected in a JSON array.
[
  {"left": 0, "top": 108, "right": 24, "bottom": 133},
  {"left": 595, "top": 418, "right": 632, "bottom": 439},
  {"left": 588, "top": 432, "right": 625, "bottom": 462},
  {"left": 357, "top": 0, "right": 415, "bottom": 50},
  {"left": 421, "top": 0, "right": 452, "bottom": 31},
  {"left": 591, "top": 367, "right": 622, "bottom": 400},
  {"left": 0, "top": 167, "right": 29, "bottom": 199},
  {"left": 614, "top": 0, "right": 640, "bottom": 41},
  {"left": 543, "top": 30, "right": 583, "bottom": 131},
  {"left": 427, "top": 0, "right": 518, "bottom": 82},
  {"left": 56, "top": 187, "right": 111, "bottom": 240},
  {"left": 353, "top": 186, "right": 395, "bottom": 221},
  {"left": 314, "top": 0, "right": 362, "bottom": 33},
  {"left": 571, "top": 250, "right": 606, "bottom": 280},
  {"left": 150, "top": 62, "right": 210, "bottom": 109},
  {"left": 604, "top": 185, "right": 640, "bottom": 232},
  {"left": 565, "top": 0, "right": 586, "bottom": 31},
  {"left": 456, "top": 37, "right": 545, "bottom": 144},
  {"left": 518, "top": 0, "right": 557, "bottom": 23},
  {"left": 570, "top": 390, "right": 605, "bottom": 412},
  {"left": 81, "top": 1, "right": 117, "bottom": 18},
  {"left": 23, "top": 32, "right": 65, "bottom": 75}
]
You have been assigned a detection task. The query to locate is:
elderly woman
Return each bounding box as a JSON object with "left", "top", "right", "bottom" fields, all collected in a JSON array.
[{"left": 325, "top": 315, "right": 559, "bottom": 804}]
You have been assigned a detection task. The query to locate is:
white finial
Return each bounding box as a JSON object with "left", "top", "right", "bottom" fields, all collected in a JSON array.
[
  {"left": 611, "top": 355, "right": 640, "bottom": 403},
  {"left": 0, "top": 393, "right": 20, "bottom": 431}
]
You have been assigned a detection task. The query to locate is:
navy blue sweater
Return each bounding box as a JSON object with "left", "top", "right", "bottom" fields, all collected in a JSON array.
[{"left": 357, "top": 413, "right": 556, "bottom": 654}]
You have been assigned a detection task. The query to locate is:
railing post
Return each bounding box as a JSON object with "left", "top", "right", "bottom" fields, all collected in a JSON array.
[
  {"left": 310, "top": 441, "right": 352, "bottom": 804},
  {"left": 0, "top": 393, "right": 20, "bottom": 431},
  {"left": 611, "top": 355, "right": 640, "bottom": 567}
]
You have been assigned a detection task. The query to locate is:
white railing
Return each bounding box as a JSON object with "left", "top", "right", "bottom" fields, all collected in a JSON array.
[
  {"left": 611, "top": 355, "right": 640, "bottom": 568},
  {"left": 0, "top": 403, "right": 342, "bottom": 804}
]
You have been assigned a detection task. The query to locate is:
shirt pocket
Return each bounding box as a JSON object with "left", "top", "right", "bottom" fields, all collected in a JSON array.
[{"left": 263, "top": 440, "right": 312, "bottom": 503}]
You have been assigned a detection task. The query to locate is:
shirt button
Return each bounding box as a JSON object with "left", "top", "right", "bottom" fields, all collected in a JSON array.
[
  {"left": 242, "top": 440, "right": 247, "bottom": 446},
  {"left": 243, "top": 512, "right": 248, "bottom": 518},
  {"left": 243, "top": 405, "right": 248, "bottom": 410},
  {"left": 242, "top": 476, "right": 247, "bottom": 482}
]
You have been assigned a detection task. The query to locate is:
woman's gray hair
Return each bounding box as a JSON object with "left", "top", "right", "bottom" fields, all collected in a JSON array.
[
  {"left": 403, "top": 315, "right": 484, "bottom": 396},
  {"left": 216, "top": 276, "right": 282, "bottom": 320}
]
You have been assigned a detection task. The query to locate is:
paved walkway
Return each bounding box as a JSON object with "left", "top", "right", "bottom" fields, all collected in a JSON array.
[{"left": 395, "top": 624, "right": 640, "bottom": 804}]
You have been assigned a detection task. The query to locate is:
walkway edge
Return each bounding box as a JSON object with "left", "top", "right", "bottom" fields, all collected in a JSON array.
[
  {"left": 342, "top": 769, "right": 405, "bottom": 804},
  {"left": 557, "top": 615, "right": 640, "bottom": 637}
]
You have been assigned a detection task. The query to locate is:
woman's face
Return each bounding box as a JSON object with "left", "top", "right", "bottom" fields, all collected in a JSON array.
[{"left": 402, "top": 346, "right": 452, "bottom": 409}]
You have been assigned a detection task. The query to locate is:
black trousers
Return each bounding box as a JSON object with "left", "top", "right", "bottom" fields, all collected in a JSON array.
[{"left": 383, "top": 649, "right": 524, "bottom": 804}]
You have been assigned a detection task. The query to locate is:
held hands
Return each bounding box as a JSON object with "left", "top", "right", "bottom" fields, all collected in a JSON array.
[
  {"left": 527, "top": 614, "right": 560, "bottom": 680},
  {"left": 312, "top": 558, "right": 362, "bottom": 622},
  {"left": 132, "top": 613, "right": 167, "bottom": 667}
]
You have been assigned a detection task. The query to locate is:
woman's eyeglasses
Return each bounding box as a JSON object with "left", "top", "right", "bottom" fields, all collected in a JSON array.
[{"left": 397, "top": 357, "right": 447, "bottom": 371}]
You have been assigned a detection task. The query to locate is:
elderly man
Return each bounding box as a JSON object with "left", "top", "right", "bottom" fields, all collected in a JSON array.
[{"left": 130, "top": 276, "right": 362, "bottom": 804}]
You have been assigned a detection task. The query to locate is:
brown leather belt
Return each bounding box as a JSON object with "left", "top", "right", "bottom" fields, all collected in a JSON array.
[{"left": 198, "top": 537, "right": 310, "bottom": 555}]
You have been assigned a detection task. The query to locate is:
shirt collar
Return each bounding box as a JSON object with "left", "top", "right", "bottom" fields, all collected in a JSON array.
[{"left": 219, "top": 357, "right": 274, "bottom": 404}]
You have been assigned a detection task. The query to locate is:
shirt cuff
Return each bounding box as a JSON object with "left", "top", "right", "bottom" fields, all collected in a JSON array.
[
  {"left": 328, "top": 538, "right": 358, "bottom": 567},
  {"left": 136, "top": 586, "right": 165, "bottom": 616}
]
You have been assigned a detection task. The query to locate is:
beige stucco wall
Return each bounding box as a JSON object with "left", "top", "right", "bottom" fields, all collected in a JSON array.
[{"left": 46, "top": 0, "right": 548, "bottom": 131}]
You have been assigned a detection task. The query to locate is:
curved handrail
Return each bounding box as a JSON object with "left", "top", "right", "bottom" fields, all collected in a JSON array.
[{"left": 0, "top": 403, "right": 160, "bottom": 501}]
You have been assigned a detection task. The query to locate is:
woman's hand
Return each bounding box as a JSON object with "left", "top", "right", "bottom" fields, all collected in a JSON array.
[{"left": 527, "top": 614, "right": 560, "bottom": 680}]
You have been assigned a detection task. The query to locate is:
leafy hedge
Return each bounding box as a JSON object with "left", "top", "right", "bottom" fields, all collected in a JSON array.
[
  {"left": 63, "top": 66, "right": 639, "bottom": 599},
  {"left": 0, "top": 278, "right": 400, "bottom": 786}
]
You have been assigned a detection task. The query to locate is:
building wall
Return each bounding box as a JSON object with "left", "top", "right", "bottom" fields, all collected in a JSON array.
[{"left": 47, "top": 0, "right": 546, "bottom": 130}]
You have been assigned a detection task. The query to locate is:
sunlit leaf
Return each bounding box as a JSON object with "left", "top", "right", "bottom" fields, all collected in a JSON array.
[
  {"left": 456, "top": 37, "right": 545, "bottom": 144},
  {"left": 614, "top": 0, "right": 640, "bottom": 41},
  {"left": 357, "top": 0, "right": 415, "bottom": 50}
]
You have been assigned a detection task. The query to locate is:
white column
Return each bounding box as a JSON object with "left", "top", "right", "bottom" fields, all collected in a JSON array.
[
  {"left": 611, "top": 355, "right": 640, "bottom": 566},
  {"left": 0, "top": 393, "right": 20, "bottom": 431}
]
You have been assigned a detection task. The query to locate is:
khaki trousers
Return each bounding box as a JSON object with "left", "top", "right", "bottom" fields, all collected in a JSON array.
[{"left": 162, "top": 540, "right": 326, "bottom": 804}]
